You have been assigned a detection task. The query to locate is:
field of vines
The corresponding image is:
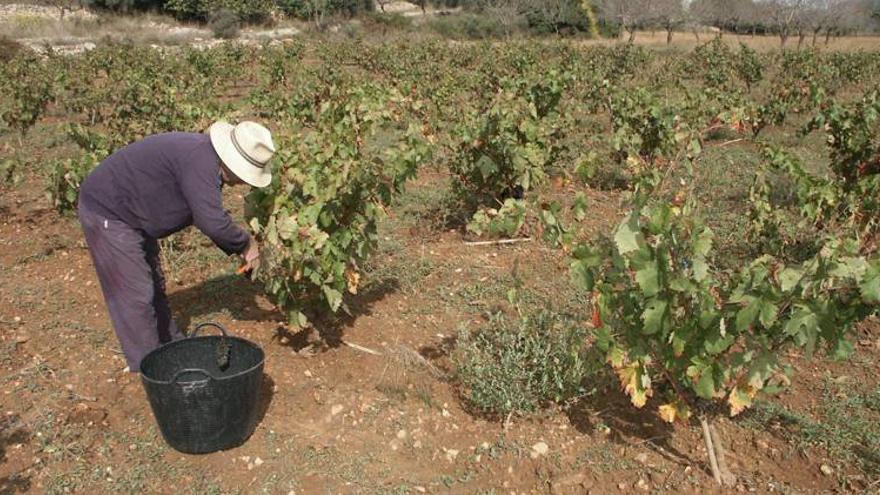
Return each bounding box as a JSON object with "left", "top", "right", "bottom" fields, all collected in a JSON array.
[{"left": 1, "top": 38, "right": 879, "bottom": 494}]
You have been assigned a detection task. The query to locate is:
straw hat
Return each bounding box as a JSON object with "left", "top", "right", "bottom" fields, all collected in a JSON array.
[{"left": 209, "top": 121, "right": 275, "bottom": 188}]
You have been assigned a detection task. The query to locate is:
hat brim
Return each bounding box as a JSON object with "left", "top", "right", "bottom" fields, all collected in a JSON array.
[{"left": 209, "top": 121, "right": 273, "bottom": 188}]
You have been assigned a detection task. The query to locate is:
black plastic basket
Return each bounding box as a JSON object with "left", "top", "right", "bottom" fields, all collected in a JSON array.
[{"left": 140, "top": 322, "right": 265, "bottom": 454}]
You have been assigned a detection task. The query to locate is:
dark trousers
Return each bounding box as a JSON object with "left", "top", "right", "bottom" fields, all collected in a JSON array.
[{"left": 78, "top": 203, "right": 184, "bottom": 371}]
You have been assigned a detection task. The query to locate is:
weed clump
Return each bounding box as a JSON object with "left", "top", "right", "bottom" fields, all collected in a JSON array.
[
  {"left": 208, "top": 9, "right": 240, "bottom": 39},
  {"left": 0, "top": 36, "right": 25, "bottom": 63},
  {"left": 452, "top": 311, "right": 594, "bottom": 418}
]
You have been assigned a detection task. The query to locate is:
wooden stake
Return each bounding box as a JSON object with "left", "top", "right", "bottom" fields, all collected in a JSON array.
[
  {"left": 701, "top": 416, "right": 723, "bottom": 485},
  {"left": 709, "top": 423, "right": 737, "bottom": 486}
]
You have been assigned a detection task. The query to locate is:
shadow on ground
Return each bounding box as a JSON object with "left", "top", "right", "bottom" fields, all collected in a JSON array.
[
  {"left": 0, "top": 414, "right": 32, "bottom": 494},
  {"left": 171, "top": 273, "right": 400, "bottom": 353},
  {"left": 272, "top": 276, "right": 402, "bottom": 353},
  {"left": 170, "top": 274, "right": 280, "bottom": 333},
  {"left": 566, "top": 373, "right": 696, "bottom": 472},
  {"left": 255, "top": 373, "right": 274, "bottom": 429}
]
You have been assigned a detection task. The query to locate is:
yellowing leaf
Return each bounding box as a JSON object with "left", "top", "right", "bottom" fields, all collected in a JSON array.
[
  {"left": 658, "top": 400, "right": 691, "bottom": 423},
  {"left": 617, "top": 364, "right": 652, "bottom": 408},
  {"left": 345, "top": 269, "right": 361, "bottom": 295},
  {"left": 728, "top": 386, "right": 756, "bottom": 417}
]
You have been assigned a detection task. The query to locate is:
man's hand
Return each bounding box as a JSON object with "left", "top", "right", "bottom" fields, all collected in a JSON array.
[{"left": 240, "top": 235, "right": 260, "bottom": 274}]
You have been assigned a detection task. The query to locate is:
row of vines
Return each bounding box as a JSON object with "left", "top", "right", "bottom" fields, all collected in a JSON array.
[{"left": 1, "top": 38, "right": 879, "bottom": 485}]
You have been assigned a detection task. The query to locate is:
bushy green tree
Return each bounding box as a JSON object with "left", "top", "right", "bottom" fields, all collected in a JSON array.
[
  {"left": 164, "top": 0, "right": 275, "bottom": 22},
  {"left": 80, "top": 0, "right": 163, "bottom": 11}
]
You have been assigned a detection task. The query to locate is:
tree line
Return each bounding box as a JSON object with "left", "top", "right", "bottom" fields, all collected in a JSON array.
[
  {"left": 595, "top": 0, "right": 880, "bottom": 45},
  {"left": 36, "top": 0, "right": 880, "bottom": 42}
]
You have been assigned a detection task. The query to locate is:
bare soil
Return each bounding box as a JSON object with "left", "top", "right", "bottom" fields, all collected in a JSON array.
[{"left": 1, "top": 149, "right": 878, "bottom": 495}]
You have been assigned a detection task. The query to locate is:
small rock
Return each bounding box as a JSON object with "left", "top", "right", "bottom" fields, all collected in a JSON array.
[
  {"left": 444, "top": 448, "right": 459, "bottom": 462},
  {"left": 253, "top": 457, "right": 263, "bottom": 467},
  {"left": 331, "top": 404, "right": 344, "bottom": 416},
  {"left": 754, "top": 439, "right": 770, "bottom": 450},
  {"left": 820, "top": 464, "right": 833, "bottom": 476},
  {"left": 617, "top": 482, "right": 627, "bottom": 491},
  {"left": 635, "top": 453, "right": 649, "bottom": 465},
  {"left": 15, "top": 334, "right": 28, "bottom": 343},
  {"left": 304, "top": 370, "right": 312, "bottom": 378},
  {"left": 414, "top": 487, "right": 426, "bottom": 493},
  {"left": 14, "top": 316, "right": 22, "bottom": 323},
  {"left": 550, "top": 472, "right": 592, "bottom": 494},
  {"left": 635, "top": 478, "right": 650, "bottom": 492},
  {"left": 413, "top": 440, "right": 422, "bottom": 449},
  {"left": 530, "top": 441, "right": 549, "bottom": 459},
  {"left": 441, "top": 409, "right": 451, "bottom": 418},
  {"left": 396, "top": 429, "right": 407, "bottom": 440}
]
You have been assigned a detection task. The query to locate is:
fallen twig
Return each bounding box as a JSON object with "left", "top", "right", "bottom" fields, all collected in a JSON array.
[
  {"left": 465, "top": 238, "right": 533, "bottom": 247},
  {"left": 719, "top": 138, "right": 745, "bottom": 147},
  {"left": 69, "top": 392, "right": 97, "bottom": 402},
  {"left": 342, "top": 340, "right": 382, "bottom": 356}
]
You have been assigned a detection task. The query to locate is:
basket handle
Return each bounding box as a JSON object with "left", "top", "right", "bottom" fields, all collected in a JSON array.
[
  {"left": 169, "top": 368, "right": 214, "bottom": 395},
  {"left": 169, "top": 368, "right": 214, "bottom": 384},
  {"left": 190, "top": 322, "right": 230, "bottom": 338}
]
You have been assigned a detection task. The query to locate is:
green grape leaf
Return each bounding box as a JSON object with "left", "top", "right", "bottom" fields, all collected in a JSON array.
[{"left": 641, "top": 298, "right": 668, "bottom": 335}]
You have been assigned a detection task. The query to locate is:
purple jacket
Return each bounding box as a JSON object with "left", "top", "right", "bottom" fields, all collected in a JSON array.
[{"left": 79, "top": 132, "right": 249, "bottom": 255}]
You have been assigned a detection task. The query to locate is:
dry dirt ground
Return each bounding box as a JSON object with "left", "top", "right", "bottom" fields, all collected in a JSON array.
[{"left": 1, "top": 137, "right": 879, "bottom": 494}]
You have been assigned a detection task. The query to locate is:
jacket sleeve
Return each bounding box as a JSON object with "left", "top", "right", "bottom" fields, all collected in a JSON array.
[{"left": 178, "top": 151, "right": 250, "bottom": 256}]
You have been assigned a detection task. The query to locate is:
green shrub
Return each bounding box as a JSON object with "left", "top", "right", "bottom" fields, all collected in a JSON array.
[
  {"left": 0, "top": 54, "right": 55, "bottom": 140},
  {"left": 82, "top": 0, "right": 164, "bottom": 12},
  {"left": 246, "top": 83, "right": 432, "bottom": 327},
  {"left": 0, "top": 36, "right": 24, "bottom": 64},
  {"left": 466, "top": 198, "right": 527, "bottom": 238},
  {"left": 363, "top": 12, "right": 412, "bottom": 33},
  {"left": 449, "top": 70, "right": 569, "bottom": 234},
  {"left": 0, "top": 158, "right": 24, "bottom": 185},
  {"left": 429, "top": 13, "right": 514, "bottom": 40},
  {"left": 165, "top": 0, "right": 275, "bottom": 22},
  {"left": 523, "top": 0, "right": 591, "bottom": 35},
  {"left": 208, "top": 8, "right": 241, "bottom": 39},
  {"left": 277, "top": 0, "right": 374, "bottom": 19},
  {"left": 452, "top": 311, "right": 592, "bottom": 417},
  {"left": 47, "top": 154, "right": 100, "bottom": 214}
]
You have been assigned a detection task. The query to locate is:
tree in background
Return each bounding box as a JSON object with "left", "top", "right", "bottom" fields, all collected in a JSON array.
[
  {"left": 581, "top": 0, "right": 601, "bottom": 37},
  {"left": 37, "top": 0, "right": 86, "bottom": 19},
  {"left": 594, "top": 0, "right": 647, "bottom": 40},
  {"left": 80, "top": 0, "right": 163, "bottom": 12},
  {"left": 167, "top": 0, "right": 277, "bottom": 22},
  {"left": 648, "top": 0, "right": 685, "bottom": 43},
  {"left": 759, "top": 0, "right": 807, "bottom": 46},
  {"left": 523, "top": 0, "right": 594, "bottom": 34},
  {"left": 688, "top": 0, "right": 757, "bottom": 38}
]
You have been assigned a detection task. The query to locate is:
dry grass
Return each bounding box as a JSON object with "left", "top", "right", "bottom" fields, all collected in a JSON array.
[{"left": 0, "top": 11, "right": 209, "bottom": 46}]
